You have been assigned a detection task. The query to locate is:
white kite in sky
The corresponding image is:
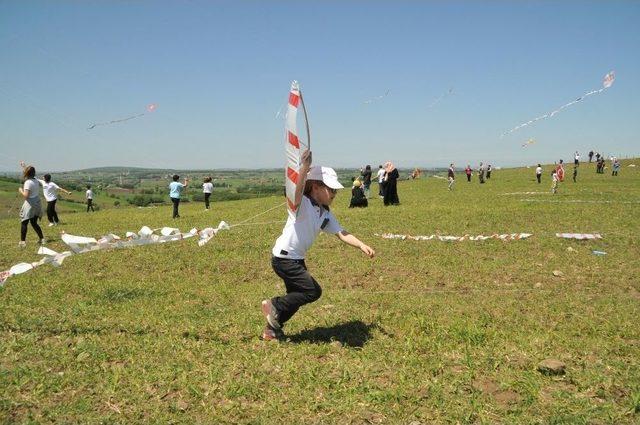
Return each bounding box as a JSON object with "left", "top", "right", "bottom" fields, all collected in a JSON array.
[
  {"left": 88, "top": 103, "right": 157, "bottom": 130},
  {"left": 501, "top": 71, "right": 615, "bottom": 138},
  {"left": 521, "top": 138, "right": 536, "bottom": 148},
  {"left": 427, "top": 87, "right": 454, "bottom": 109},
  {"left": 363, "top": 90, "right": 390, "bottom": 105}
]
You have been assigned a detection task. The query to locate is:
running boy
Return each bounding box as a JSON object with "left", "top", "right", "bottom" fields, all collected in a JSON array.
[{"left": 261, "top": 150, "right": 375, "bottom": 341}]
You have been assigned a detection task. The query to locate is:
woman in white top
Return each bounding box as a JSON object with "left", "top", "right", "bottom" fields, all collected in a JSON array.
[
  {"left": 202, "top": 176, "right": 213, "bottom": 210},
  {"left": 18, "top": 164, "right": 44, "bottom": 247},
  {"left": 38, "top": 173, "right": 71, "bottom": 226}
]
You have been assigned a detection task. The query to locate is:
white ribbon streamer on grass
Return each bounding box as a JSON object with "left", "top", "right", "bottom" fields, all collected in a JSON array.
[{"left": 376, "top": 232, "right": 533, "bottom": 241}]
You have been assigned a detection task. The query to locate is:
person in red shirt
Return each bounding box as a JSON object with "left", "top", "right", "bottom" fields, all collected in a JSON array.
[{"left": 464, "top": 165, "right": 472, "bottom": 182}]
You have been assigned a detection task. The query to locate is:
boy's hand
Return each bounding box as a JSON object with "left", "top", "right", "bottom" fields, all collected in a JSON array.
[
  {"left": 301, "top": 150, "right": 312, "bottom": 169},
  {"left": 360, "top": 244, "right": 375, "bottom": 258}
]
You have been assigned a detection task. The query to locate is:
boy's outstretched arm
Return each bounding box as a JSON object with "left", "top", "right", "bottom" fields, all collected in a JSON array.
[
  {"left": 293, "top": 150, "right": 312, "bottom": 209},
  {"left": 336, "top": 230, "right": 375, "bottom": 258}
]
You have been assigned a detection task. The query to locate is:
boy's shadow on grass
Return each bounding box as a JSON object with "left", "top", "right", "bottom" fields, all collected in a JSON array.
[{"left": 288, "top": 320, "right": 378, "bottom": 348}]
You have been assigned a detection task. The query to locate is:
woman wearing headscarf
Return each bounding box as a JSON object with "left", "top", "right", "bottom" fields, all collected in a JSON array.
[{"left": 383, "top": 161, "right": 400, "bottom": 206}]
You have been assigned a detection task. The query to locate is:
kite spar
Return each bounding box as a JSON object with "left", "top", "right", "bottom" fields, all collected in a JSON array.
[{"left": 284, "top": 81, "right": 311, "bottom": 213}]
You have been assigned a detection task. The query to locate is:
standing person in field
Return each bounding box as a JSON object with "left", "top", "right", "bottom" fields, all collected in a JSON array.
[
  {"left": 85, "top": 185, "right": 95, "bottom": 212},
  {"left": 38, "top": 174, "right": 71, "bottom": 226},
  {"left": 18, "top": 163, "right": 45, "bottom": 247},
  {"left": 612, "top": 158, "right": 621, "bottom": 176},
  {"left": 376, "top": 165, "right": 386, "bottom": 198},
  {"left": 383, "top": 161, "right": 400, "bottom": 205},
  {"left": 202, "top": 176, "right": 213, "bottom": 210},
  {"left": 551, "top": 170, "right": 559, "bottom": 194},
  {"left": 588, "top": 150, "right": 594, "bottom": 163},
  {"left": 360, "top": 165, "right": 372, "bottom": 199},
  {"left": 447, "top": 163, "right": 455, "bottom": 190},
  {"left": 536, "top": 164, "right": 543, "bottom": 184},
  {"left": 261, "top": 150, "right": 375, "bottom": 341},
  {"left": 478, "top": 162, "right": 485, "bottom": 184},
  {"left": 169, "top": 174, "right": 189, "bottom": 218},
  {"left": 465, "top": 164, "right": 472, "bottom": 182},
  {"left": 486, "top": 164, "right": 493, "bottom": 179},
  {"left": 555, "top": 160, "right": 565, "bottom": 182}
]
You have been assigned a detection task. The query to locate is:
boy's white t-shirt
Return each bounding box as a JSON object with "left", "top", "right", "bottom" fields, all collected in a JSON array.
[
  {"left": 23, "top": 179, "right": 40, "bottom": 199},
  {"left": 39, "top": 180, "right": 60, "bottom": 202},
  {"left": 376, "top": 168, "right": 385, "bottom": 183},
  {"left": 86, "top": 189, "right": 93, "bottom": 200},
  {"left": 202, "top": 182, "right": 213, "bottom": 193},
  {"left": 536, "top": 166, "right": 542, "bottom": 175},
  {"left": 272, "top": 195, "right": 343, "bottom": 260}
]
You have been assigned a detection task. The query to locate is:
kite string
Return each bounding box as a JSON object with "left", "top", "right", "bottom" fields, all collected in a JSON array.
[
  {"left": 230, "top": 220, "right": 284, "bottom": 227},
  {"left": 229, "top": 201, "right": 286, "bottom": 228}
]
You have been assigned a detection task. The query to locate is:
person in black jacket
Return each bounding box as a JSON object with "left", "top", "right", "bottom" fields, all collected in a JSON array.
[
  {"left": 360, "top": 165, "right": 372, "bottom": 199},
  {"left": 383, "top": 162, "right": 400, "bottom": 206},
  {"left": 349, "top": 180, "right": 368, "bottom": 208}
]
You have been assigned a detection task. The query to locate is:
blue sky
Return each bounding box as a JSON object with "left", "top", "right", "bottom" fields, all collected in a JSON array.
[{"left": 1, "top": 1, "right": 638, "bottom": 171}]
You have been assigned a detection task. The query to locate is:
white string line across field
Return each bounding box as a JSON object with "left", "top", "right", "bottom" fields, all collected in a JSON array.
[{"left": 520, "top": 198, "right": 640, "bottom": 204}]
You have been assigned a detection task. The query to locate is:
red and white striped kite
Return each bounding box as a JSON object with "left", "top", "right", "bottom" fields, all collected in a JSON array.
[{"left": 284, "top": 81, "right": 310, "bottom": 213}]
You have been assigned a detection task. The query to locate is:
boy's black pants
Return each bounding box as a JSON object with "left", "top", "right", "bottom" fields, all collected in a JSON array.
[
  {"left": 204, "top": 193, "right": 211, "bottom": 209},
  {"left": 271, "top": 256, "right": 322, "bottom": 326},
  {"left": 171, "top": 197, "right": 180, "bottom": 218},
  {"left": 47, "top": 200, "right": 59, "bottom": 223}
]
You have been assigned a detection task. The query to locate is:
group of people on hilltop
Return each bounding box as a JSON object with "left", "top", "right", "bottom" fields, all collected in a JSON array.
[
  {"left": 12, "top": 161, "right": 221, "bottom": 246},
  {"left": 534, "top": 151, "right": 625, "bottom": 195},
  {"left": 349, "top": 162, "right": 400, "bottom": 208},
  {"left": 445, "top": 162, "right": 494, "bottom": 190},
  {"left": 15, "top": 162, "right": 85, "bottom": 247}
]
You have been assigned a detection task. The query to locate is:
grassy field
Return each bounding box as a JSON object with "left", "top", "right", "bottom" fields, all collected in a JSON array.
[{"left": 1, "top": 160, "right": 639, "bottom": 423}]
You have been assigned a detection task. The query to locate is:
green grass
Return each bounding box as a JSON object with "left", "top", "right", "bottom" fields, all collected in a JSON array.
[{"left": 1, "top": 160, "right": 639, "bottom": 423}]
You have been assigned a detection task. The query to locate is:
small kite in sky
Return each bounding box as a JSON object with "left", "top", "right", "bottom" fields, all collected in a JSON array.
[
  {"left": 521, "top": 138, "right": 536, "bottom": 148},
  {"left": 363, "top": 90, "right": 390, "bottom": 105},
  {"left": 428, "top": 87, "right": 454, "bottom": 109},
  {"left": 501, "top": 71, "right": 616, "bottom": 138},
  {"left": 88, "top": 103, "right": 157, "bottom": 130}
]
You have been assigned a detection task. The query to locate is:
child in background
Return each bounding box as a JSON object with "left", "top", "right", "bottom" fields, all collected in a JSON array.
[
  {"left": 202, "top": 176, "right": 213, "bottom": 210},
  {"left": 85, "top": 185, "right": 95, "bottom": 212},
  {"left": 261, "top": 150, "right": 375, "bottom": 341},
  {"left": 465, "top": 165, "right": 472, "bottom": 182},
  {"left": 169, "top": 174, "right": 189, "bottom": 218},
  {"left": 448, "top": 163, "right": 455, "bottom": 190},
  {"left": 536, "top": 164, "right": 543, "bottom": 184},
  {"left": 612, "top": 158, "right": 621, "bottom": 176},
  {"left": 38, "top": 174, "right": 71, "bottom": 226},
  {"left": 349, "top": 179, "right": 368, "bottom": 208},
  {"left": 551, "top": 171, "right": 559, "bottom": 194}
]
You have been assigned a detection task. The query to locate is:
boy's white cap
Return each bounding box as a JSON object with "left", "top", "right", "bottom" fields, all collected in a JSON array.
[{"left": 307, "top": 166, "right": 344, "bottom": 189}]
